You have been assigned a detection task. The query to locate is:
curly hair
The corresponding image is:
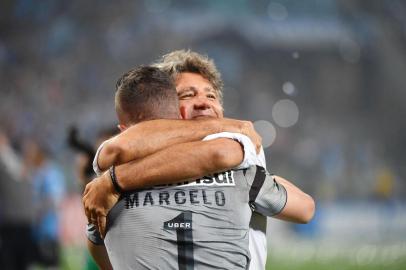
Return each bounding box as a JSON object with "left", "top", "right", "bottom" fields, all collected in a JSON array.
[{"left": 153, "top": 49, "right": 224, "bottom": 103}]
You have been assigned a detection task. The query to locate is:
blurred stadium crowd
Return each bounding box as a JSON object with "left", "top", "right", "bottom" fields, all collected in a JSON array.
[{"left": 0, "top": 0, "right": 405, "bottom": 268}]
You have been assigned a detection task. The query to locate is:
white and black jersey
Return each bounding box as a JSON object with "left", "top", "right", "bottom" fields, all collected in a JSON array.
[
  {"left": 88, "top": 166, "right": 286, "bottom": 270},
  {"left": 89, "top": 132, "right": 278, "bottom": 270}
]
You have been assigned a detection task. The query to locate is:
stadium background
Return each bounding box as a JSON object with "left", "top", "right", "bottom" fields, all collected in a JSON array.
[{"left": 0, "top": 0, "right": 405, "bottom": 269}]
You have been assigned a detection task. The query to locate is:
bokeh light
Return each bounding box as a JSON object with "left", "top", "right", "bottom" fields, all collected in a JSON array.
[
  {"left": 292, "top": 51, "right": 300, "bottom": 59},
  {"left": 267, "top": 2, "right": 288, "bottom": 21},
  {"left": 253, "top": 120, "right": 277, "bottom": 148},
  {"left": 282, "top": 81, "right": 296, "bottom": 96},
  {"left": 272, "top": 99, "right": 299, "bottom": 128}
]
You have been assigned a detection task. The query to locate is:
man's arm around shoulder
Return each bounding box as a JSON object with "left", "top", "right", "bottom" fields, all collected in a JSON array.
[
  {"left": 273, "top": 175, "right": 315, "bottom": 224},
  {"left": 96, "top": 118, "right": 261, "bottom": 172}
]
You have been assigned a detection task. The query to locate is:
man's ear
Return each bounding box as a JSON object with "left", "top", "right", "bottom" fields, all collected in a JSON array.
[{"left": 118, "top": 124, "right": 127, "bottom": 132}]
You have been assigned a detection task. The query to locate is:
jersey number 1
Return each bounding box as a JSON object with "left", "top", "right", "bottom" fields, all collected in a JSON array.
[{"left": 163, "top": 211, "right": 194, "bottom": 270}]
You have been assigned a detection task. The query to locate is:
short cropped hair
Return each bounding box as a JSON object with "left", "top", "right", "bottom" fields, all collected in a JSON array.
[
  {"left": 153, "top": 49, "right": 224, "bottom": 103},
  {"left": 115, "top": 66, "right": 179, "bottom": 125}
]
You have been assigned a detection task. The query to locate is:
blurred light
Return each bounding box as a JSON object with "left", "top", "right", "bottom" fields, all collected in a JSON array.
[
  {"left": 320, "top": 247, "right": 340, "bottom": 261},
  {"left": 145, "top": 0, "right": 171, "bottom": 13},
  {"left": 253, "top": 120, "right": 276, "bottom": 148},
  {"left": 380, "top": 244, "right": 401, "bottom": 264},
  {"left": 356, "top": 245, "right": 377, "bottom": 265},
  {"left": 339, "top": 37, "right": 361, "bottom": 63},
  {"left": 267, "top": 2, "right": 288, "bottom": 21},
  {"left": 299, "top": 243, "right": 316, "bottom": 261},
  {"left": 272, "top": 99, "right": 299, "bottom": 127},
  {"left": 292, "top": 51, "right": 300, "bottom": 59},
  {"left": 282, "top": 81, "right": 296, "bottom": 96}
]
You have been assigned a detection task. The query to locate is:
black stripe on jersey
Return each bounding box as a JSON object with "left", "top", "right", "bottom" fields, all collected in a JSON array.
[
  {"left": 176, "top": 211, "right": 194, "bottom": 270},
  {"left": 248, "top": 165, "right": 267, "bottom": 211}
]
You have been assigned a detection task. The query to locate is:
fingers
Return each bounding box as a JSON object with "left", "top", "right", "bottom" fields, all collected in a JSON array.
[
  {"left": 83, "top": 193, "right": 103, "bottom": 227},
  {"left": 85, "top": 198, "right": 105, "bottom": 233},
  {"left": 82, "top": 177, "right": 116, "bottom": 239},
  {"left": 90, "top": 211, "right": 98, "bottom": 226},
  {"left": 98, "top": 215, "right": 107, "bottom": 239},
  {"left": 256, "top": 143, "right": 261, "bottom": 154},
  {"left": 82, "top": 179, "right": 99, "bottom": 223},
  {"left": 83, "top": 183, "right": 100, "bottom": 225},
  {"left": 249, "top": 123, "right": 262, "bottom": 154},
  {"left": 85, "top": 208, "right": 92, "bottom": 224},
  {"left": 255, "top": 134, "right": 262, "bottom": 154},
  {"left": 83, "top": 193, "right": 92, "bottom": 224},
  {"left": 83, "top": 184, "right": 89, "bottom": 196},
  {"left": 243, "top": 123, "right": 261, "bottom": 154}
]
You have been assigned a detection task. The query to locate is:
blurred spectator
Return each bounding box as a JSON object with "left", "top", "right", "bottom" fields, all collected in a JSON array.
[
  {"left": 68, "top": 125, "right": 117, "bottom": 191},
  {"left": 0, "top": 131, "right": 34, "bottom": 269},
  {"left": 374, "top": 167, "right": 395, "bottom": 200},
  {"left": 67, "top": 126, "right": 117, "bottom": 270},
  {"left": 23, "top": 139, "right": 66, "bottom": 268}
]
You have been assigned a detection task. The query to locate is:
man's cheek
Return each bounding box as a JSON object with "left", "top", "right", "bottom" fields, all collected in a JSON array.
[
  {"left": 179, "top": 106, "right": 189, "bottom": 119},
  {"left": 215, "top": 106, "right": 224, "bottom": 118}
]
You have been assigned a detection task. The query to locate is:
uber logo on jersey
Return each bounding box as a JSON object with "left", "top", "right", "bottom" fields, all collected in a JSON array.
[
  {"left": 164, "top": 211, "right": 192, "bottom": 231},
  {"left": 164, "top": 221, "right": 192, "bottom": 230}
]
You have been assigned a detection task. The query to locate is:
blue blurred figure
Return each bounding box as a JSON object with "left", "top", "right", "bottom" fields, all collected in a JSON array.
[{"left": 24, "top": 139, "right": 66, "bottom": 268}]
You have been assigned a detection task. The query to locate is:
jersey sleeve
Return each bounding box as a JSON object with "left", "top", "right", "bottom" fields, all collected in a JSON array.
[
  {"left": 92, "top": 140, "right": 109, "bottom": 176},
  {"left": 86, "top": 223, "right": 104, "bottom": 245},
  {"left": 246, "top": 166, "right": 287, "bottom": 217},
  {"left": 202, "top": 132, "right": 266, "bottom": 169}
]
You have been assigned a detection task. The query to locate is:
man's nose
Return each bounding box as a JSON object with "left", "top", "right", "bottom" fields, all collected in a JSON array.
[{"left": 193, "top": 96, "right": 211, "bottom": 110}]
